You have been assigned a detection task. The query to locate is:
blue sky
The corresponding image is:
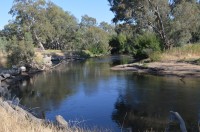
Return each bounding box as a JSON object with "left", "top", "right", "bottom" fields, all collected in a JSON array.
[{"left": 0, "top": 0, "right": 114, "bottom": 29}]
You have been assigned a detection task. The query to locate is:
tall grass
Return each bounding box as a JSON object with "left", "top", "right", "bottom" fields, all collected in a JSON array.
[{"left": 160, "top": 43, "right": 200, "bottom": 62}]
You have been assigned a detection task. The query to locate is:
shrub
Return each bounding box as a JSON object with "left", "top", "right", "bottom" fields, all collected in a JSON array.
[
  {"left": 133, "top": 32, "right": 161, "bottom": 59},
  {"left": 6, "top": 33, "right": 35, "bottom": 66}
]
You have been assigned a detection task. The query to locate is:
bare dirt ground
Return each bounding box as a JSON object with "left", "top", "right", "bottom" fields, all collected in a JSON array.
[{"left": 111, "top": 62, "right": 200, "bottom": 78}]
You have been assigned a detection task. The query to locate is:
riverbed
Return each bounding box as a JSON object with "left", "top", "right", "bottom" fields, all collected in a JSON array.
[{"left": 14, "top": 56, "right": 200, "bottom": 131}]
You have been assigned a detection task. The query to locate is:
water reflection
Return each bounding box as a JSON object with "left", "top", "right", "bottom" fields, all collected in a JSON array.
[
  {"left": 112, "top": 74, "right": 200, "bottom": 131},
  {"left": 13, "top": 56, "right": 200, "bottom": 131}
]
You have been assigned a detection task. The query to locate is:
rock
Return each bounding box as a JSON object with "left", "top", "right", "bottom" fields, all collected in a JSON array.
[
  {"left": 12, "top": 97, "right": 20, "bottom": 106},
  {"left": 56, "top": 115, "right": 68, "bottom": 128},
  {"left": 6, "top": 100, "right": 44, "bottom": 124},
  {"left": 0, "top": 76, "right": 3, "bottom": 81},
  {"left": 43, "top": 55, "right": 52, "bottom": 66},
  {"left": 20, "top": 66, "right": 26, "bottom": 72},
  {"left": 1, "top": 73, "right": 10, "bottom": 79}
]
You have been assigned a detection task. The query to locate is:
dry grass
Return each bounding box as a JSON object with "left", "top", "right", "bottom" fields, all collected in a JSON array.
[
  {"left": 0, "top": 51, "right": 7, "bottom": 67},
  {"left": 34, "top": 49, "right": 65, "bottom": 65},
  {"left": 0, "top": 102, "right": 59, "bottom": 132},
  {"left": 160, "top": 43, "right": 200, "bottom": 62},
  {"left": 44, "top": 49, "right": 64, "bottom": 56},
  {"left": 0, "top": 98, "right": 105, "bottom": 132}
]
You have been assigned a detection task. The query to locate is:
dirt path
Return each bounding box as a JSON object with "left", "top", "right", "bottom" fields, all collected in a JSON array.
[{"left": 111, "top": 62, "right": 200, "bottom": 77}]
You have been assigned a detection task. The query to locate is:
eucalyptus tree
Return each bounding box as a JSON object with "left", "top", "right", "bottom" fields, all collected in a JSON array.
[
  {"left": 81, "top": 26, "right": 110, "bottom": 54},
  {"left": 108, "top": 0, "right": 200, "bottom": 49},
  {"left": 99, "top": 21, "right": 115, "bottom": 34},
  {"left": 80, "top": 15, "right": 97, "bottom": 28},
  {"left": 170, "top": 0, "right": 200, "bottom": 45},
  {"left": 9, "top": 0, "right": 52, "bottom": 50},
  {"left": 45, "top": 2, "right": 79, "bottom": 50},
  {"left": 8, "top": 0, "right": 79, "bottom": 51}
]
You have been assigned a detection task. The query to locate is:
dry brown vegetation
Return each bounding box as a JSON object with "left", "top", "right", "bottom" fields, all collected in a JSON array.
[
  {"left": 160, "top": 44, "right": 200, "bottom": 62},
  {"left": 0, "top": 51, "right": 7, "bottom": 67},
  {"left": 0, "top": 98, "right": 106, "bottom": 132}
]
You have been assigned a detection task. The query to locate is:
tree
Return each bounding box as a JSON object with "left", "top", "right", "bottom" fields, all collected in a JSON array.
[
  {"left": 99, "top": 21, "right": 115, "bottom": 34},
  {"left": 7, "top": 0, "right": 79, "bottom": 51},
  {"left": 108, "top": 0, "right": 200, "bottom": 49},
  {"left": 45, "top": 2, "right": 78, "bottom": 50},
  {"left": 9, "top": 0, "right": 51, "bottom": 50},
  {"left": 79, "top": 27, "right": 110, "bottom": 55},
  {"left": 80, "top": 15, "right": 97, "bottom": 28},
  {"left": 108, "top": 0, "right": 171, "bottom": 49},
  {"left": 6, "top": 32, "right": 35, "bottom": 65},
  {"left": 170, "top": 1, "right": 200, "bottom": 45}
]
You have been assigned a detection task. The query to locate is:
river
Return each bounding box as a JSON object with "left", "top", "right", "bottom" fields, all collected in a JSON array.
[{"left": 15, "top": 56, "right": 200, "bottom": 131}]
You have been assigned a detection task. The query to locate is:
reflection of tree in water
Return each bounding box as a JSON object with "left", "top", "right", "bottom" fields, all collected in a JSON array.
[
  {"left": 109, "top": 55, "right": 133, "bottom": 66},
  {"left": 112, "top": 74, "right": 200, "bottom": 131},
  {"left": 112, "top": 96, "right": 167, "bottom": 131},
  {"left": 10, "top": 73, "right": 76, "bottom": 118},
  {"left": 13, "top": 57, "right": 119, "bottom": 118}
]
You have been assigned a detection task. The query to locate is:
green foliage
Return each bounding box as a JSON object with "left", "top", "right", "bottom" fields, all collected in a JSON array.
[
  {"left": 80, "top": 15, "right": 97, "bottom": 28},
  {"left": 0, "top": 37, "right": 7, "bottom": 52},
  {"left": 0, "top": 0, "right": 114, "bottom": 65},
  {"left": 170, "top": 1, "right": 200, "bottom": 46},
  {"left": 6, "top": 33, "right": 35, "bottom": 66},
  {"left": 80, "top": 27, "right": 110, "bottom": 55},
  {"left": 109, "top": 33, "right": 134, "bottom": 54},
  {"left": 108, "top": 0, "right": 200, "bottom": 49},
  {"left": 99, "top": 21, "right": 115, "bottom": 34},
  {"left": 133, "top": 32, "right": 161, "bottom": 59}
]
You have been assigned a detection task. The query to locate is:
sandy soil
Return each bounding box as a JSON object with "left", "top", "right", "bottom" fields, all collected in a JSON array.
[{"left": 111, "top": 62, "right": 200, "bottom": 78}]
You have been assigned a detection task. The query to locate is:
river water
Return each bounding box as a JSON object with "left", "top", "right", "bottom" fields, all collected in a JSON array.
[{"left": 16, "top": 56, "right": 200, "bottom": 131}]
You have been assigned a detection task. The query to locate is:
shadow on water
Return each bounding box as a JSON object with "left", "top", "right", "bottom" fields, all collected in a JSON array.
[{"left": 10, "top": 55, "right": 200, "bottom": 131}]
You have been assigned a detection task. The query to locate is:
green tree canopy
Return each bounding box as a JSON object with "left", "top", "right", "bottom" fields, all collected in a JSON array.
[{"left": 108, "top": 0, "right": 200, "bottom": 49}]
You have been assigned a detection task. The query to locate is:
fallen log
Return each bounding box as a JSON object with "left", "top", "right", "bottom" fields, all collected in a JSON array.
[{"left": 169, "top": 111, "right": 187, "bottom": 132}]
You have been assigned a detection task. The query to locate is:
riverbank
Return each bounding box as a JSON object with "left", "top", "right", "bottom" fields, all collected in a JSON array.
[
  {"left": 111, "top": 62, "right": 200, "bottom": 78},
  {"left": 0, "top": 98, "right": 100, "bottom": 132}
]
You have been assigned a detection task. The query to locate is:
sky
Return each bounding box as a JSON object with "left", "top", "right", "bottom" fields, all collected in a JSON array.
[{"left": 0, "top": 0, "right": 114, "bottom": 29}]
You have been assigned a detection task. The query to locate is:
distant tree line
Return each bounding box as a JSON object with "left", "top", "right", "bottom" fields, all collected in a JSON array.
[
  {"left": 0, "top": 0, "right": 115, "bottom": 65},
  {"left": 1, "top": 0, "right": 199, "bottom": 66}
]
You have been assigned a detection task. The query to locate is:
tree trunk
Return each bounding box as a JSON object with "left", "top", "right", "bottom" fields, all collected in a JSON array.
[
  {"left": 148, "top": 0, "right": 171, "bottom": 50},
  {"left": 154, "top": 6, "right": 171, "bottom": 50},
  {"left": 33, "top": 30, "right": 45, "bottom": 51},
  {"left": 169, "top": 111, "right": 187, "bottom": 132}
]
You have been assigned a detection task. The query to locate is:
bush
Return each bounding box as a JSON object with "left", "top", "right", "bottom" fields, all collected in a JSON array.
[
  {"left": 6, "top": 33, "right": 35, "bottom": 66},
  {"left": 133, "top": 31, "right": 161, "bottom": 59}
]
